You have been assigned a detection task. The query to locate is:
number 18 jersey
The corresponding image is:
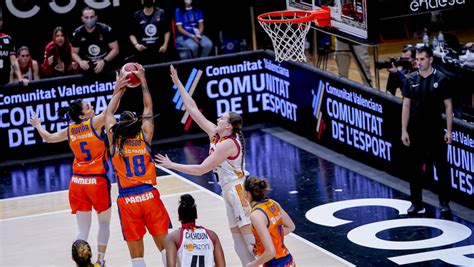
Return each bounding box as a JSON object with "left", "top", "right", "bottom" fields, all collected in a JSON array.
[{"left": 111, "top": 131, "right": 157, "bottom": 189}]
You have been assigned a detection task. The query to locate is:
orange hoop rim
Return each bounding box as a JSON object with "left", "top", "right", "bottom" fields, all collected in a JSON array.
[{"left": 257, "top": 10, "right": 316, "bottom": 24}]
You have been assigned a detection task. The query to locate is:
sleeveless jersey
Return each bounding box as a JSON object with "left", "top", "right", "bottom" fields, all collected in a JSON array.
[
  {"left": 210, "top": 134, "right": 247, "bottom": 187},
  {"left": 177, "top": 224, "right": 215, "bottom": 267},
  {"left": 251, "top": 199, "right": 290, "bottom": 260},
  {"left": 68, "top": 118, "right": 107, "bottom": 175},
  {"left": 18, "top": 60, "right": 33, "bottom": 81},
  {"left": 111, "top": 132, "right": 156, "bottom": 189}
]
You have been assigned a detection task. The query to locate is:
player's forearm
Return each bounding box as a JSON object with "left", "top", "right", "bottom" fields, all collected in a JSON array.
[
  {"left": 445, "top": 102, "right": 453, "bottom": 133},
  {"left": 169, "top": 162, "right": 209, "bottom": 176},
  {"left": 141, "top": 79, "right": 153, "bottom": 116}
]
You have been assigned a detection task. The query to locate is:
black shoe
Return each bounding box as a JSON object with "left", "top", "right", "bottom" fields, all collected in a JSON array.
[
  {"left": 407, "top": 204, "right": 425, "bottom": 215},
  {"left": 440, "top": 202, "right": 452, "bottom": 215}
]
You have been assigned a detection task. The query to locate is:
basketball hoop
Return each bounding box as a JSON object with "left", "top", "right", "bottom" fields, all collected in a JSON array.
[{"left": 258, "top": 7, "right": 330, "bottom": 62}]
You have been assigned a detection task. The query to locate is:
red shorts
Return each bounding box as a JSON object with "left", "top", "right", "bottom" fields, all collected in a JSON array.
[
  {"left": 117, "top": 188, "right": 170, "bottom": 241},
  {"left": 69, "top": 175, "right": 111, "bottom": 214}
]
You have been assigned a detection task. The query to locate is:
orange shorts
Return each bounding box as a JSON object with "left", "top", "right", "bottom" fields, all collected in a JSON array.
[
  {"left": 117, "top": 188, "right": 170, "bottom": 241},
  {"left": 69, "top": 175, "right": 111, "bottom": 214}
]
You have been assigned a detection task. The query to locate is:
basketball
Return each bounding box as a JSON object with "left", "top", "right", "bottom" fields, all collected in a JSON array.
[{"left": 120, "top": 62, "right": 141, "bottom": 88}]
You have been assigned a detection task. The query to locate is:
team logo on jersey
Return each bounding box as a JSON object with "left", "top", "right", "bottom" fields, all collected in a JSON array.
[
  {"left": 433, "top": 82, "right": 438, "bottom": 88},
  {"left": 3, "top": 38, "right": 9, "bottom": 44},
  {"left": 185, "top": 243, "right": 194, "bottom": 251},
  {"left": 88, "top": 45, "right": 101, "bottom": 56},
  {"left": 145, "top": 24, "right": 157, "bottom": 37}
]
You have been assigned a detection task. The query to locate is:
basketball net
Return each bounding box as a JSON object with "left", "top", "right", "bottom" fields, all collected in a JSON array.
[{"left": 258, "top": 8, "right": 330, "bottom": 62}]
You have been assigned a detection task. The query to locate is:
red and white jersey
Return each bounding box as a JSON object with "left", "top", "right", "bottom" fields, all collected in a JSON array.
[
  {"left": 210, "top": 133, "right": 248, "bottom": 187},
  {"left": 177, "top": 224, "right": 215, "bottom": 267}
]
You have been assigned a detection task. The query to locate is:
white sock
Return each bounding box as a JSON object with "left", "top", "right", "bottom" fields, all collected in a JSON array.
[
  {"left": 132, "top": 257, "right": 146, "bottom": 267},
  {"left": 97, "top": 209, "right": 111, "bottom": 247},
  {"left": 243, "top": 233, "right": 256, "bottom": 255},
  {"left": 75, "top": 211, "right": 92, "bottom": 241},
  {"left": 232, "top": 233, "right": 255, "bottom": 265},
  {"left": 161, "top": 249, "right": 166, "bottom": 266}
]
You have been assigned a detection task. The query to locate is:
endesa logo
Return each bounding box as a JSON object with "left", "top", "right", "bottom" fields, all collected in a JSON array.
[
  {"left": 306, "top": 198, "right": 473, "bottom": 266},
  {"left": 409, "top": 0, "right": 465, "bottom": 12},
  {"left": 6, "top": 0, "right": 122, "bottom": 19}
]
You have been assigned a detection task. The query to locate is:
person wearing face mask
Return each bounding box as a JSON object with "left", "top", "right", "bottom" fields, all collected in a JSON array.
[
  {"left": 174, "top": 0, "right": 213, "bottom": 59},
  {"left": 129, "top": 0, "right": 171, "bottom": 65},
  {"left": 71, "top": 7, "right": 119, "bottom": 75}
]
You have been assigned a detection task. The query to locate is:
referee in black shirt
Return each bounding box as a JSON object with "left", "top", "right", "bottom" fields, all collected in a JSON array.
[{"left": 401, "top": 45, "right": 453, "bottom": 216}]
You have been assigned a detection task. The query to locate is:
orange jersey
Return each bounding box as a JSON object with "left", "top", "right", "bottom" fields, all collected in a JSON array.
[
  {"left": 111, "top": 132, "right": 156, "bottom": 191},
  {"left": 68, "top": 118, "right": 108, "bottom": 175},
  {"left": 251, "top": 199, "right": 289, "bottom": 260}
]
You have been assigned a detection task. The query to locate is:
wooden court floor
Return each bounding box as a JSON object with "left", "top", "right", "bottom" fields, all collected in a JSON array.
[{"left": 0, "top": 171, "right": 352, "bottom": 267}]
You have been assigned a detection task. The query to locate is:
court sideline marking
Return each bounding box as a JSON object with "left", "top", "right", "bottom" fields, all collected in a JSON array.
[{"left": 156, "top": 165, "right": 356, "bottom": 267}]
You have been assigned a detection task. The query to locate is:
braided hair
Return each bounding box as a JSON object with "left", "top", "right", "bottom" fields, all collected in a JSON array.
[
  {"left": 111, "top": 111, "right": 142, "bottom": 156},
  {"left": 72, "top": 239, "right": 93, "bottom": 267},
  {"left": 57, "top": 99, "right": 84, "bottom": 124},
  {"left": 227, "top": 112, "right": 245, "bottom": 173},
  {"left": 244, "top": 176, "right": 271, "bottom": 202},
  {"left": 178, "top": 194, "right": 197, "bottom": 224}
]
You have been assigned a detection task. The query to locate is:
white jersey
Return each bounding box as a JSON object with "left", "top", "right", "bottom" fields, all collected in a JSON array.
[
  {"left": 177, "top": 226, "right": 215, "bottom": 267},
  {"left": 210, "top": 134, "right": 248, "bottom": 187}
]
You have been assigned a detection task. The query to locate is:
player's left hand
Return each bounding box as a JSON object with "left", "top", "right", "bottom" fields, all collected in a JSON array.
[
  {"left": 29, "top": 112, "right": 42, "bottom": 128},
  {"left": 154, "top": 154, "right": 174, "bottom": 168}
]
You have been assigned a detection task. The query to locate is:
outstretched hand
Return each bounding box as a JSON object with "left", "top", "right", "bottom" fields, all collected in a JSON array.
[
  {"left": 115, "top": 71, "right": 129, "bottom": 90},
  {"left": 132, "top": 63, "right": 146, "bottom": 81},
  {"left": 29, "top": 112, "right": 42, "bottom": 128},
  {"left": 170, "top": 65, "right": 181, "bottom": 86},
  {"left": 154, "top": 154, "right": 174, "bottom": 169}
]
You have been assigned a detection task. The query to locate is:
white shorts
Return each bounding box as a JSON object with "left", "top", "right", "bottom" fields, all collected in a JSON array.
[{"left": 222, "top": 179, "right": 251, "bottom": 228}]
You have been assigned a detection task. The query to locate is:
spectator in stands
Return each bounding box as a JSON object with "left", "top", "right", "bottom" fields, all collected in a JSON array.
[
  {"left": 41, "top": 26, "right": 78, "bottom": 77},
  {"left": 71, "top": 7, "right": 119, "bottom": 74},
  {"left": 0, "top": 16, "right": 21, "bottom": 85},
  {"left": 129, "top": 0, "right": 171, "bottom": 65},
  {"left": 401, "top": 46, "right": 453, "bottom": 216},
  {"left": 335, "top": 38, "right": 372, "bottom": 86},
  {"left": 10, "top": 46, "right": 40, "bottom": 85},
  {"left": 385, "top": 45, "right": 417, "bottom": 96},
  {"left": 174, "top": 0, "right": 213, "bottom": 59}
]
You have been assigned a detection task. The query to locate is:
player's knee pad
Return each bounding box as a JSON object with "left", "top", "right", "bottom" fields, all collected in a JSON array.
[
  {"left": 232, "top": 233, "right": 254, "bottom": 264},
  {"left": 75, "top": 211, "right": 92, "bottom": 241},
  {"left": 243, "top": 233, "right": 255, "bottom": 254},
  {"left": 97, "top": 208, "right": 111, "bottom": 246}
]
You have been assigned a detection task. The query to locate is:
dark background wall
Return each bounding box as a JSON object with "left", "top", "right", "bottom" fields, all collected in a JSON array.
[{"left": 1, "top": 0, "right": 286, "bottom": 65}]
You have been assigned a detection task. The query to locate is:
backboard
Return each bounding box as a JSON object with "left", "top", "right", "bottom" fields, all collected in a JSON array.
[{"left": 287, "top": 0, "right": 369, "bottom": 39}]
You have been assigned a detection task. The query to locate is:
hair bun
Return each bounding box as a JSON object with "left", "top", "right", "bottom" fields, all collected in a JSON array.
[{"left": 180, "top": 194, "right": 195, "bottom": 207}]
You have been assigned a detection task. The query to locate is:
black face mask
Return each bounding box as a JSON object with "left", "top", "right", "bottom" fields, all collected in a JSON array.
[{"left": 143, "top": 0, "right": 154, "bottom": 7}]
